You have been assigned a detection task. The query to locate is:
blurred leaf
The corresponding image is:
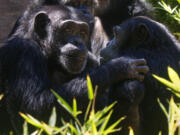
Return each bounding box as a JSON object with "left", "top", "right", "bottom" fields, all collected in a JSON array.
[
  {"left": 168, "top": 66, "right": 180, "bottom": 90},
  {"left": 73, "top": 98, "right": 77, "bottom": 117},
  {"left": 20, "top": 113, "right": 43, "bottom": 128},
  {"left": 84, "top": 100, "right": 92, "bottom": 121},
  {"left": 9, "top": 131, "right": 13, "bottom": 135},
  {"left": 42, "top": 122, "right": 53, "bottom": 135},
  {"left": 129, "top": 127, "right": 134, "bottom": 135},
  {"left": 68, "top": 123, "right": 78, "bottom": 135},
  {"left": 92, "top": 119, "right": 98, "bottom": 135},
  {"left": 177, "top": 0, "right": 180, "bottom": 4},
  {"left": 169, "top": 97, "right": 176, "bottom": 135},
  {"left": 104, "top": 117, "right": 125, "bottom": 134},
  {"left": 87, "top": 75, "right": 94, "bottom": 100},
  {"left": 72, "top": 98, "right": 81, "bottom": 118},
  {"left": 31, "top": 130, "right": 39, "bottom": 135},
  {"left": 23, "top": 121, "right": 28, "bottom": 135},
  {"left": 158, "top": 131, "right": 162, "bottom": 135},
  {"left": 158, "top": 1, "right": 173, "bottom": 14},
  {"left": 48, "top": 107, "right": 57, "bottom": 127},
  {"left": 0, "top": 94, "right": 4, "bottom": 100},
  {"left": 51, "top": 90, "right": 73, "bottom": 115},
  {"left": 99, "top": 111, "right": 113, "bottom": 134},
  {"left": 86, "top": 102, "right": 117, "bottom": 125},
  {"left": 153, "top": 74, "right": 177, "bottom": 90},
  {"left": 158, "top": 98, "right": 168, "bottom": 118}
]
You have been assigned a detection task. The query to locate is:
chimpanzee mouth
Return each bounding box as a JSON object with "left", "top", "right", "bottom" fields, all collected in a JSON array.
[
  {"left": 60, "top": 53, "right": 88, "bottom": 74},
  {"left": 61, "top": 52, "right": 87, "bottom": 62}
]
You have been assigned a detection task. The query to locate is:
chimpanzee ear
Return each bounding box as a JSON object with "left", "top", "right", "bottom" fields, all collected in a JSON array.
[
  {"left": 34, "top": 12, "right": 50, "bottom": 39},
  {"left": 135, "top": 23, "right": 149, "bottom": 42}
]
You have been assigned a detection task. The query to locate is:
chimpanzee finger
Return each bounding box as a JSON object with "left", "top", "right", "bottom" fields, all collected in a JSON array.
[
  {"left": 132, "top": 58, "right": 147, "bottom": 65},
  {"left": 135, "top": 74, "right": 145, "bottom": 82},
  {"left": 135, "top": 66, "right": 149, "bottom": 74}
]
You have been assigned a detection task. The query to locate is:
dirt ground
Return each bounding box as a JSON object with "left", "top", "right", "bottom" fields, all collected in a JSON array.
[{"left": 0, "top": 0, "right": 29, "bottom": 46}]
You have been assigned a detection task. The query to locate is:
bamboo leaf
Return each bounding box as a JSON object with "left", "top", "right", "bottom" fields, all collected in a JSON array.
[
  {"left": 87, "top": 75, "right": 94, "bottom": 100},
  {"left": 99, "top": 111, "right": 113, "bottom": 134},
  {"left": 73, "top": 98, "right": 77, "bottom": 117},
  {"left": 51, "top": 90, "right": 73, "bottom": 115},
  {"left": 104, "top": 117, "right": 125, "bottom": 134},
  {"left": 157, "top": 98, "right": 168, "bottom": 118},
  {"left": 168, "top": 67, "right": 180, "bottom": 90},
  {"left": 42, "top": 122, "right": 53, "bottom": 135},
  {"left": 0, "top": 94, "right": 4, "bottom": 100},
  {"left": 48, "top": 107, "right": 57, "bottom": 127},
  {"left": 153, "top": 74, "right": 177, "bottom": 90},
  {"left": 129, "top": 127, "right": 134, "bottom": 135},
  {"left": 20, "top": 113, "right": 43, "bottom": 128},
  {"left": 23, "top": 121, "right": 29, "bottom": 135}
]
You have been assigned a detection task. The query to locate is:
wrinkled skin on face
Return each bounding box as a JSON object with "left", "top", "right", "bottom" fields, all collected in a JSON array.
[{"left": 33, "top": 5, "right": 90, "bottom": 74}]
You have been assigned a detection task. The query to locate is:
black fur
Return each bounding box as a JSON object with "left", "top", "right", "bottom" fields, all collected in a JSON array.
[
  {"left": 100, "top": 16, "right": 180, "bottom": 135},
  {"left": 0, "top": 2, "right": 149, "bottom": 134},
  {"left": 93, "top": 0, "right": 152, "bottom": 38}
]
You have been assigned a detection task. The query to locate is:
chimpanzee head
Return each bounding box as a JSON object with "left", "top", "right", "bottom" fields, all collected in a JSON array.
[
  {"left": 59, "top": 0, "right": 110, "bottom": 16},
  {"left": 32, "top": 5, "right": 90, "bottom": 74},
  {"left": 100, "top": 16, "right": 174, "bottom": 62}
]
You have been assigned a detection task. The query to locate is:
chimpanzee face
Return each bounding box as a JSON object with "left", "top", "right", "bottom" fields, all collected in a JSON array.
[
  {"left": 100, "top": 16, "right": 150, "bottom": 63},
  {"left": 33, "top": 5, "right": 90, "bottom": 74},
  {"left": 52, "top": 19, "right": 89, "bottom": 74}
]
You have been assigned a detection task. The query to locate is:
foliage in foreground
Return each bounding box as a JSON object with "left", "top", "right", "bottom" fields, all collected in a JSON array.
[
  {"left": 153, "top": 67, "right": 180, "bottom": 135},
  {"left": 1, "top": 66, "right": 179, "bottom": 135},
  {"left": 20, "top": 75, "right": 133, "bottom": 135},
  {"left": 13, "top": 67, "right": 180, "bottom": 135},
  {"left": 148, "top": 0, "right": 180, "bottom": 41}
]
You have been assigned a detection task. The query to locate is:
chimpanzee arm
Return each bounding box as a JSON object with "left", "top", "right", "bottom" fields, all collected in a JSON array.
[
  {"left": 0, "top": 38, "right": 55, "bottom": 114},
  {"left": 55, "top": 56, "right": 148, "bottom": 109}
]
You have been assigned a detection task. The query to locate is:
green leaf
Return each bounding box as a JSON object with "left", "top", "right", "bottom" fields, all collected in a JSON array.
[
  {"left": 87, "top": 75, "right": 94, "bottom": 100},
  {"left": 73, "top": 98, "right": 77, "bottom": 117},
  {"left": 104, "top": 117, "right": 125, "bottom": 134},
  {"left": 0, "top": 94, "right": 4, "bottom": 101},
  {"left": 86, "top": 102, "right": 117, "bottom": 125},
  {"left": 84, "top": 100, "right": 92, "bottom": 121},
  {"left": 129, "top": 127, "right": 134, "bottom": 135},
  {"left": 153, "top": 74, "right": 177, "bottom": 90},
  {"left": 42, "top": 122, "right": 53, "bottom": 135},
  {"left": 23, "top": 121, "right": 28, "bottom": 135},
  {"left": 158, "top": 131, "right": 162, "bottom": 135},
  {"left": 99, "top": 111, "right": 113, "bottom": 134},
  {"left": 68, "top": 123, "right": 78, "bottom": 135},
  {"left": 157, "top": 98, "right": 168, "bottom": 118},
  {"left": 51, "top": 90, "right": 73, "bottom": 115},
  {"left": 168, "top": 97, "right": 176, "bottom": 135},
  {"left": 168, "top": 67, "right": 180, "bottom": 89},
  {"left": 72, "top": 98, "right": 81, "bottom": 117},
  {"left": 20, "top": 113, "right": 43, "bottom": 128},
  {"left": 48, "top": 107, "right": 57, "bottom": 127},
  {"left": 177, "top": 0, "right": 180, "bottom": 4},
  {"left": 91, "top": 119, "right": 98, "bottom": 135}
]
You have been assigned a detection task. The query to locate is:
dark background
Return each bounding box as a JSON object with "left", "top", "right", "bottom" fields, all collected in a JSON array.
[{"left": 0, "top": 0, "right": 29, "bottom": 46}]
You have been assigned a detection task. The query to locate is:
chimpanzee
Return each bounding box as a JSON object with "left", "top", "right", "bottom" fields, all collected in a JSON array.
[
  {"left": 100, "top": 16, "right": 180, "bottom": 135},
  {"left": 9, "top": 0, "right": 152, "bottom": 57},
  {"left": 0, "top": 2, "right": 149, "bottom": 134},
  {"left": 57, "top": 0, "right": 152, "bottom": 57}
]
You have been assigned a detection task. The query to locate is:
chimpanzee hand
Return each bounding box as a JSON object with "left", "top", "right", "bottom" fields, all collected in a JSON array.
[
  {"left": 104, "top": 57, "right": 149, "bottom": 83},
  {"left": 113, "top": 80, "right": 144, "bottom": 105}
]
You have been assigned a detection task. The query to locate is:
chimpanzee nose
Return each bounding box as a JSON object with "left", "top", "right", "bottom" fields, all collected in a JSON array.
[{"left": 113, "top": 26, "right": 122, "bottom": 37}]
